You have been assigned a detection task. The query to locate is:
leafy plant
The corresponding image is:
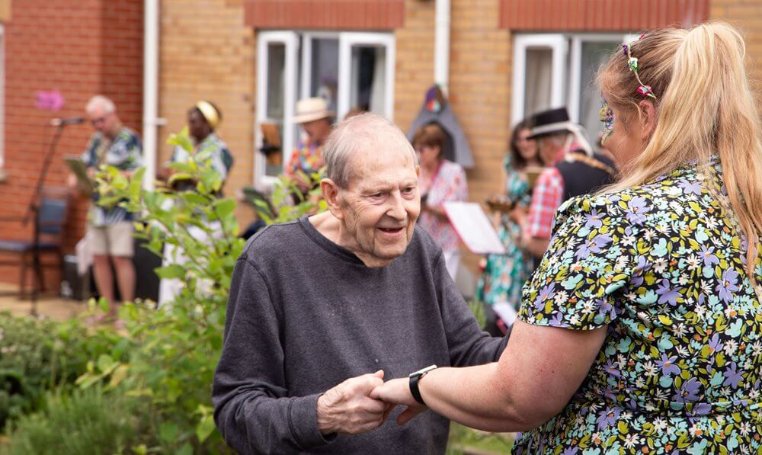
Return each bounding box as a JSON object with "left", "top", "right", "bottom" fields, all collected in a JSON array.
[
  {"left": 74, "top": 129, "right": 324, "bottom": 453},
  {"left": 0, "top": 312, "right": 121, "bottom": 431},
  {"left": 4, "top": 387, "right": 143, "bottom": 455}
]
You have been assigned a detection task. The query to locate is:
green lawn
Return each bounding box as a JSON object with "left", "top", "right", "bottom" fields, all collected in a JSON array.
[{"left": 447, "top": 423, "right": 514, "bottom": 454}]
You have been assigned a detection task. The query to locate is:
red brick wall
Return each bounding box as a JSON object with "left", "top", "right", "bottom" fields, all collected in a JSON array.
[
  {"left": 244, "top": 0, "right": 404, "bottom": 30},
  {"left": 0, "top": 0, "right": 143, "bottom": 288},
  {"left": 501, "top": 0, "right": 710, "bottom": 31}
]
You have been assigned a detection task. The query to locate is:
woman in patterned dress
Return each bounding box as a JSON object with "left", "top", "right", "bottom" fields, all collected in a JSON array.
[
  {"left": 413, "top": 123, "right": 468, "bottom": 281},
  {"left": 373, "top": 22, "right": 762, "bottom": 453},
  {"left": 477, "top": 120, "right": 542, "bottom": 316}
]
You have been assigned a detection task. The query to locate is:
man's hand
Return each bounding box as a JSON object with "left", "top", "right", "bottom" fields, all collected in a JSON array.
[
  {"left": 370, "top": 377, "right": 427, "bottom": 425},
  {"left": 316, "top": 370, "right": 392, "bottom": 435}
]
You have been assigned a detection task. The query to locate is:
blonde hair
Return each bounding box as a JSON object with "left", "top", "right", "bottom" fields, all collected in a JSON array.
[{"left": 599, "top": 22, "right": 762, "bottom": 284}]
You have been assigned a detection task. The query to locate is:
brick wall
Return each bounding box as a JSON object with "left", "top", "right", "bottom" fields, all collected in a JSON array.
[
  {"left": 0, "top": 0, "right": 143, "bottom": 287},
  {"left": 711, "top": 1, "right": 762, "bottom": 103},
  {"left": 157, "top": 0, "right": 255, "bottom": 225}
]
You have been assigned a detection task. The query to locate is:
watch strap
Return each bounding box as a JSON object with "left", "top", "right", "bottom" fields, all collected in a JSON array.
[{"left": 408, "top": 364, "right": 437, "bottom": 406}]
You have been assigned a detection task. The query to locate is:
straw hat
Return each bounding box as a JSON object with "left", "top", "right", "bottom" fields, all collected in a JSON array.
[{"left": 293, "top": 97, "right": 334, "bottom": 124}]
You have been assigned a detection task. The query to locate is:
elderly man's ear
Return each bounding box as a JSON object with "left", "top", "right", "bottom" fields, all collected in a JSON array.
[{"left": 321, "top": 179, "right": 344, "bottom": 220}]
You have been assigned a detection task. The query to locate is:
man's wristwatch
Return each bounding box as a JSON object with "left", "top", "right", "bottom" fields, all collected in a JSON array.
[{"left": 408, "top": 364, "right": 438, "bottom": 406}]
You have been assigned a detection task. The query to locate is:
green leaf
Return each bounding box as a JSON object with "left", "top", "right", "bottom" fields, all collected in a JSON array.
[
  {"left": 156, "top": 265, "right": 187, "bottom": 279},
  {"left": 195, "top": 414, "right": 216, "bottom": 442}
]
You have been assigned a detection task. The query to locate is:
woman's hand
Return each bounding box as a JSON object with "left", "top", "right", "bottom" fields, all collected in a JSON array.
[{"left": 371, "top": 378, "right": 427, "bottom": 425}]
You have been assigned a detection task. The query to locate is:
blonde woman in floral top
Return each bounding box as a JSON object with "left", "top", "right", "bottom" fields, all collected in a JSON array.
[{"left": 372, "top": 22, "right": 762, "bottom": 453}]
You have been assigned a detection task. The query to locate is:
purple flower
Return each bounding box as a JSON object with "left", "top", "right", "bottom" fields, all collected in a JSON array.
[
  {"left": 700, "top": 245, "right": 719, "bottom": 268},
  {"left": 576, "top": 234, "right": 613, "bottom": 260},
  {"left": 631, "top": 256, "right": 650, "bottom": 287},
  {"left": 716, "top": 269, "right": 739, "bottom": 303},
  {"left": 584, "top": 210, "right": 603, "bottom": 229},
  {"left": 625, "top": 197, "right": 651, "bottom": 224},
  {"left": 562, "top": 448, "right": 579, "bottom": 455},
  {"left": 656, "top": 354, "right": 681, "bottom": 377},
  {"left": 673, "top": 377, "right": 701, "bottom": 402},
  {"left": 549, "top": 311, "right": 565, "bottom": 326},
  {"left": 689, "top": 402, "right": 712, "bottom": 416},
  {"left": 596, "top": 406, "right": 621, "bottom": 430},
  {"left": 656, "top": 279, "right": 681, "bottom": 306},
  {"left": 596, "top": 298, "right": 617, "bottom": 320},
  {"left": 533, "top": 284, "right": 555, "bottom": 311},
  {"left": 678, "top": 180, "right": 702, "bottom": 196},
  {"left": 723, "top": 362, "right": 743, "bottom": 388},
  {"left": 708, "top": 333, "right": 723, "bottom": 353},
  {"left": 603, "top": 359, "right": 621, "bottom": 378}
]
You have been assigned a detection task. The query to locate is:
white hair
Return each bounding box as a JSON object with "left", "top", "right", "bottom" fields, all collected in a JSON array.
[
  {"left": 323, "top": 113, "right": 417, "bottom": 189},
  {"left": 86, "top": 95, "right": 116, "bottom": 115}
]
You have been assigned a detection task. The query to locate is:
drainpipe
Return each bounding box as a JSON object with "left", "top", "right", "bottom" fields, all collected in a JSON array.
[
  {"left": 434, "top": 0, "right": 451, "bottom": 93},
  {"left": 142, "top": 0, "right": 160, "bottom": 190}
]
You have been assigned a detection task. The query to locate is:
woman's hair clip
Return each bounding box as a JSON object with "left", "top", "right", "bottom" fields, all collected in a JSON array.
[{"left": 623, "top": 42, "right": 657, "bottom": 100}]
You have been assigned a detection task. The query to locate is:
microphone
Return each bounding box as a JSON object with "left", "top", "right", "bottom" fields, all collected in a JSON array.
[{"left": 50, "top": 117, "right": 85, "bottom": 127}]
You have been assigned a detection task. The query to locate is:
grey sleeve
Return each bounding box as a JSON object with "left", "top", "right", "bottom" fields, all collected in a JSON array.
[
  {"left": 212, "top": 258, "right": 333, "bottom": 454},
  {"left": 435, "top": 256, "right": 508, "bottom": 367}
]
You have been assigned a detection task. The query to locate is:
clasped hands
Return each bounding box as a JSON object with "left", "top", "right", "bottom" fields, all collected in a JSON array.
[{"left": 316, "top": 371, "right": 427, "bottom": 435}]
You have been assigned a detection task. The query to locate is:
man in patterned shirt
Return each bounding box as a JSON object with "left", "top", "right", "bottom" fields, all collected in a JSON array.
[
  {"left": 77, "top": 95, "right": 142, "bottom": 314},
  {"left": 522, "top": 107, "right": 617, "bottom": 259},
  {"left": 285, "top": 97, "right": 334, "bottom": 196}
]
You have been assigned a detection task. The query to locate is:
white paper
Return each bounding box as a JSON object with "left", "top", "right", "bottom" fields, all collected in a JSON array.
[
  {"left": 443, "top": 201, "right": 505, "bottom": 254},
  {"left": 492, "top": 301, "right": 518, "bottom": 326}
]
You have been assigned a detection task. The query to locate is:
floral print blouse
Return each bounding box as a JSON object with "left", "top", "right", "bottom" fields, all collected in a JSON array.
[{"left": 515, "top": 159, "right": 762, "bottom": 454}]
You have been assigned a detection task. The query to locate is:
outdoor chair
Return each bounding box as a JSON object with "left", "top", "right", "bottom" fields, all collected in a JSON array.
[{"left": 0, "top": 188, "right": 69, "bottom": 300}]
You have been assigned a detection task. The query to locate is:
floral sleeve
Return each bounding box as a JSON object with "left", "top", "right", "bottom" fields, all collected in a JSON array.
[{"left": 519, "top": 194, "right": 636, "bottom": 330}]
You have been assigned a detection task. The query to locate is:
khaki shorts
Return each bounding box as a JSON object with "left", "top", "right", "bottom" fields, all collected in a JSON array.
[{"left": 88, "top": 222, "right": 135, "bottom": 257}]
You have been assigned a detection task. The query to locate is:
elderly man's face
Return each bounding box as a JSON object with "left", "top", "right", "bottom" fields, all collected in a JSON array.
[
  {"left": 333, "top": 145, "right": 420, "bottom": 267},
  {"left": 88, "top": 106, "right": 119, "bottom": 138},
  {"left": 301, "top": 118, "right": 332, "bottom": 145},
  {"left": 537, "top": 134, "right": 567, "bottom": 166}
]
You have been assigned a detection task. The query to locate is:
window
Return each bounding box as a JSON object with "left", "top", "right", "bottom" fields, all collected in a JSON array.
[
  {"left": 512, "top": 33, "right": 637, "bottom": 146},
  {"left": 255, "top": 31, "right": 395, "bottom": 183}
]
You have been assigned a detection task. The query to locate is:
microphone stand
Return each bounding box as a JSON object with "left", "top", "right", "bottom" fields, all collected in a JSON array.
[{"left": 23, "top": 123, "right": 68, "bottom": 315}]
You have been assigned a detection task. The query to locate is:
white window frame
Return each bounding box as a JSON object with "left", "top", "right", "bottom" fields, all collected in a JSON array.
[
  {"left": 255, "top": 30, "right": 395, "bottom": 187},
  {"left": 255, "top": 31, "right": 299, "bottom": 187},
  {"left": 511, "top": 34, "right": 567, "bottom": 127},
  {"left": 338, "top": 32, "right": 395, "bottom": 121},
  {"left": 511, "top": 33, "right": 636, "bottom": 127}
]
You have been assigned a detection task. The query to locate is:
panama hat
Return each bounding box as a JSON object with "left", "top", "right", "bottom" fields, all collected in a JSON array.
[
  {"left": 527, "top": 107, "right": 575, "bottom": 139},
  {"left": 293, "top": 97, "right": 334, "bottom": 124}
]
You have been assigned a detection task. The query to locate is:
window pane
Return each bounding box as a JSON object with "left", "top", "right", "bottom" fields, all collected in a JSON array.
[
  {"left": 310, "top": 38, "right": 339, "bottom": 112},
  {"left": 578, "top": 41, "right": 619, "bottom": 148},
  {"left": 266, "top": 43, "right": 286, "bottom": 176},
  {"left": 524, "top": 48, "right": 553, "bottom": 117},
  {"left": 350, "top": 46, "right": 385, "bottom": 116}
]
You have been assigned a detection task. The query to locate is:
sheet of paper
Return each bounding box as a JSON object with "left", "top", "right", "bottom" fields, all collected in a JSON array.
[
  {"left": 492, "top": 301, "right": 518, "bottom": 326},
  {"left": 64, "top": 156, "right": 94, "bottom": 196},
  {"left": 443, "top": 201, "right": 505, "bottom": 254}
]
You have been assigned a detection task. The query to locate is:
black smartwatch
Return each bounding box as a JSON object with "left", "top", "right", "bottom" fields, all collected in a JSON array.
[{"left": 408, "top": 364, "right": 438, "bottom": 406}]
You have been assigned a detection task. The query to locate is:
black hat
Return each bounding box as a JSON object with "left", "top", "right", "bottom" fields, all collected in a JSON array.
[{"left": 527, "top": 107, "right": 575, "bottom": 139}]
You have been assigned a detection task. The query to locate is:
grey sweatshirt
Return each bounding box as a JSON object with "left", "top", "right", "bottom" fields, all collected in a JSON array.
[{"left": 213, "top": 217, "right": 507, "bottom": 454}]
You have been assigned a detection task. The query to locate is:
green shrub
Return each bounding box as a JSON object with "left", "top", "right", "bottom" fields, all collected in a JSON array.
[
  {"left": 4, "top": 387, "right": 143, "bottom": 455},
  {"left": 0, "top": 313, "right": 122, "bottom": 431}
]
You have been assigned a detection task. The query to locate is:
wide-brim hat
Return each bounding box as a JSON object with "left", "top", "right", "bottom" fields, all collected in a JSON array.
[
  {"left": 527, "top": 107, "right": 575, "bottom": 139},
  {"left": 293, "top": 97, "right": 334, "bottom": 124}
]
